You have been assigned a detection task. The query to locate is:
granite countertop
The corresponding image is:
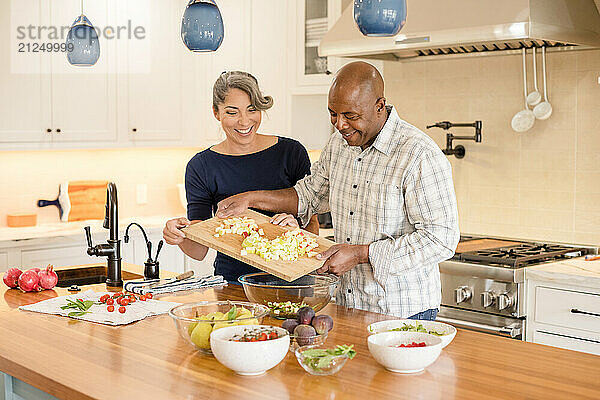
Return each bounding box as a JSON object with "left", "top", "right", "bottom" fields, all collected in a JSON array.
[
  {"left": 0, "top": 216, "right": 174, "bottom": 242},
  {"left": 526, "top": 257, "right": 600, "bottom": 289}
]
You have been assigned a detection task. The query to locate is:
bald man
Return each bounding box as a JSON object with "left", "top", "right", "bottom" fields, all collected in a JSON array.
[{"left": 217, "top": 61, "right": 459, "bottom": 320}]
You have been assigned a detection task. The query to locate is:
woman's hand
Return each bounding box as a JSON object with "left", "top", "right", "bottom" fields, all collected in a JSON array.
[
  {"left": 163, "top": 217, "right": 191, "bottom": 245},
  {"left": 269, "top": 213, "right": 299, "bottom": 228}
]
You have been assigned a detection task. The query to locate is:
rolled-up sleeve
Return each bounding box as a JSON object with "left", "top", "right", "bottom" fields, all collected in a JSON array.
[
  {"left": 294, "top": 143, "right": 332, "bottom": 226},
  {"left": 368, "top": 149, "right": 460, "bottom": 288}
]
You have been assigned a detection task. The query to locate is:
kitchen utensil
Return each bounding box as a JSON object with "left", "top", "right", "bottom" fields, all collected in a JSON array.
[
  {"left": 37, "top": 181, "right": 108, "bottom": 222},
  {"left": 533, "top": 46, "right": 553, "bottom": 120},
  {"left": 154, "top": 240, "right": 164, "bottom": 261},
  {"left": 526, "top": 47, "right": 542, "bottom": 106},
  {"left": 168, "top": 301, "right": 270, "bottom": 354},
  {"left": 146, "top": 270, "right": 193, "bottom": 289},
  {"left": 368, "top": 332, "right": 443, "bottom": 373},
  {"left": 367, "top": 319, "right": 457, "bottom": 348},
  {"left": 511, "top": 48, "right": 535, "bottom": 132},
  {"left": 6, "top": 213, "right": 37, "bottom": 227},
  {"left": 238, "top": 272, "right": 339, "bottom": 319},
  {"left": 182, "top": 209, "right": 335, "bottom": 282},
  {"left": 210, "top": 325, "right": 290, "bottom": 375}
]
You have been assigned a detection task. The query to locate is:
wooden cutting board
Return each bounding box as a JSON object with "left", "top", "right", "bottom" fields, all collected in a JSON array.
[
  {"left": 182, "top": 210, "right": 335, "bottom": 282},
  {"left": 456, "top": 239, "right": 523, "bottom": 254},
  {"left": 37, "top": 181, "right": 108, "bottom": 222}
]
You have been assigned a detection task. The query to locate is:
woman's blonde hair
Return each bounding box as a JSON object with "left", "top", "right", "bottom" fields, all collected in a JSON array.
[{"left": 213, "top": 71, "right": 274, "bottom": 112}]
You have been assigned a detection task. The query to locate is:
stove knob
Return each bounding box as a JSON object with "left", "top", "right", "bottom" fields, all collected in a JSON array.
[
  {"left": 481, "top": 291, "right": 496, "bottom": 308},
  {"left": 454, "top": 286, "right": 472, "bottom": 304},
  {"left": 498, "top": 293, "right": 514, "bottom": 311}
]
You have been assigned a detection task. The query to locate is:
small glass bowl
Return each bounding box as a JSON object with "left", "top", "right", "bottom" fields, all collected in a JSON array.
[
  {"left": 289, "top": 331, "right": 328, "bottom": 353},
  {"left": 169, "top": 301, "right": 270, "bottom": 354},
  {"left": 295, "top": 343, "right": 350, "bottom": 376}
]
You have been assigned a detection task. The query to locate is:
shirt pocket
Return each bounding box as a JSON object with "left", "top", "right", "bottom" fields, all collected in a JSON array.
[{"left": 366, "top": 182, "right": 404, "bottom": 237}]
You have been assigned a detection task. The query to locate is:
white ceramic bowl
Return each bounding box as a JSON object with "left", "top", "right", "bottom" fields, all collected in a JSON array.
[
  {"left": 210, "top": 325, "right": 290, "bottom": 375},
  {"left": 366, "top": 319, "right": 456, "bottom": 348},
  {"left": 368, "top": 332, "right": 443, "bottom": 373}
]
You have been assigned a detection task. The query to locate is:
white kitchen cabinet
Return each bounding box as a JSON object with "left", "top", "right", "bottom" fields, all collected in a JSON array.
[
  {"left": 118, "top": 0, "right": 183, "bottom": 144},
  {"left": 290, "top": 0, "right": 342, "bottom": 95},
  {"left": 0, "top": 250, "right": 8, "bottom": 271},
  {"left": 526, "top": 279, "right": 600, "bottom": 355}
]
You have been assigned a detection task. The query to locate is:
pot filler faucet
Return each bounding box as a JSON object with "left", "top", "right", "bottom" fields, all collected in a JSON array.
[
  {"left": 427, "top": 120, "right": 482, "bottom": 159},
  {"left": 84, "top": 182, "right": 122, "bottom": 288}
]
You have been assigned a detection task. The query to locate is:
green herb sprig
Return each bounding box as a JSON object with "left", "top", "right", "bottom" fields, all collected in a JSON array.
[
  {"left": 60, "top": 298, "right": 95, "bottom": 317},
  {"left": 300, "top": 344, "right": 356, "bottom": 371}
]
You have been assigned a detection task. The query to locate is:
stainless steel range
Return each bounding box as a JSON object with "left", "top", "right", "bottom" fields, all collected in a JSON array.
[{"left": 438, "top": 236, "right": 597, "bottom": 340}]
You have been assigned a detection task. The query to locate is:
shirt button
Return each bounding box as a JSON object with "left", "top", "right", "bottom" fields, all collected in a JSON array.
[
  {"left": 346, "top": 237, "right": 350, "bottom": 242},
  {"left": 357, "top": 158, "right": 362, "bottom": 162},
  {"left": 352, "top": 184, "right": 357, "bottom": 189},
  {"left": 347, "top": 289, "right": 352, "bottom": 294},
  {"left": 349, "top": 211, "right": 354, "bottom": 216}
]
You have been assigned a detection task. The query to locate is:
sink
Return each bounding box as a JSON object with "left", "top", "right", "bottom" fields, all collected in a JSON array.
[{"left": 55, "top": 266, "right": 143, "bottom": 287}]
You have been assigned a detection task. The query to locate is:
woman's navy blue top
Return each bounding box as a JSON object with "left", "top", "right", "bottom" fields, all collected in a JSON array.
[{"left": 185, "top": 136, "right": 311, "bottom": 283}]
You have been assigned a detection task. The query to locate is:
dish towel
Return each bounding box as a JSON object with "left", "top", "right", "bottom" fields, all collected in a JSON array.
[
  {"left": 124, "top": 274, "right": 227, "bottom": 295},
  {"left": 19, "top": 290, "right": 181, "bottom": 326}
]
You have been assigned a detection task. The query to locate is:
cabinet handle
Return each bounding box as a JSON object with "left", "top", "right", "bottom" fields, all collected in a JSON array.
[
  {"left": 46, "top": 128, "right": 52, "bottom": 133},
  {"left": 55, "top": 128, "right": 61, "bottom": 133},
  {"left": 571, "top": 308, "right": 600, "bottom": 318},
  {"left": 132, "top": 128, "right": 137, "bottom": 133}
]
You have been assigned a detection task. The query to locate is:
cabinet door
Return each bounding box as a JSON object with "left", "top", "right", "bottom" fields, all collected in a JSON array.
[
  {"left": 48, "top": 0, "right": 118, "bottom": 143},
  {"left": 0, "top": 0, "right": 51, "bottom": 145},
  {"left": 121, "top": 0, "right": 182, "bottom": 142},
  {"left": 21, "top": 244, "right": 95, "bottom": 268},
  {"left": 533, "top": 330, "right": 600, "bottom": 356},
  {"left": 0, "top": 250, "right": 8, "bottom": 271}
]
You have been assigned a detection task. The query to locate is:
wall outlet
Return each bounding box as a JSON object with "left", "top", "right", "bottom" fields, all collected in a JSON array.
[{"left": 136, "top": 183, "right": 148, "bottom": 205}]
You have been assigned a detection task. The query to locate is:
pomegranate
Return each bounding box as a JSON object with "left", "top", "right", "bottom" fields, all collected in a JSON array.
[
  {"left": 3, "top": 268, "right": 22, "bottom": 288},
  {"left": 38, "top": 265, "right": 58, "bottom": 290},
  {"left": 18, "top": 270, "right": 41, "bottom": 292},
  {"left": 28, "top": 267, "right": 41, "bottom": 273}
]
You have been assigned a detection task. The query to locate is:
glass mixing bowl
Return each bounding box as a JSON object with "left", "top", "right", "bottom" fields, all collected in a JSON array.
[{"left": 238, "top": 273, "right": 339, "bottom": 319}]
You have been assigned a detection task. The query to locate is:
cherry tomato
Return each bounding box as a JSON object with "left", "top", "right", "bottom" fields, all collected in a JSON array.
[
  {"left": 120, "top": 298, "right": 130, "bottom": 306},
  {"left": 99, "top": 294, "right": 110, "bottom": 303},
  {"left": 139, "top": 295, "right": 146, "bottom": 301},
  {"left": 257, "top": 333, "right": 268, "bottom": 341},
  {"left": 118, "top": 306, "right": 126, "bottom": 313},
  {"left": 107, "top": 305, "right": 114, "bottom": 312},
  {"left": 145, "top": 293, "right": 153, "bottom": 299},
  {"left": 106, "top": 298, "right": 114, "bottom": 305},
  {"left": 128, "top": 297, "right": 136, "bottom": 303},
  {"left": 268, "top": 331, "right": 278, "bottom": 340}
]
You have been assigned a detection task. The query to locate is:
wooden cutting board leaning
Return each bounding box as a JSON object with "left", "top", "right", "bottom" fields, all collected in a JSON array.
[
  {"left": 182, "top": 210, "right": 335, "bottom": 282},
  {"left": 37, "top": 181, "right": 109, "bottom": 222},
  {"left": 455, "top": 238, "right": 523, "bottom": 254}
]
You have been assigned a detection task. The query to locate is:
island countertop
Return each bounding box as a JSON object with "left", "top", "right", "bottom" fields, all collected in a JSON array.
[{"left": 1, "top": 265, "right": 600, "bottom": 400}]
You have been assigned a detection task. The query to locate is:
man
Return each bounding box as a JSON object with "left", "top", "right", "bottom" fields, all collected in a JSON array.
[{"left": 217, "top": 61, "right": 459, "bottom": 320}]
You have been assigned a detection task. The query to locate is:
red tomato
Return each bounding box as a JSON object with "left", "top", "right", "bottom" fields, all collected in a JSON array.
[
  {"left": 99, "top": 294, "right": 110, "bottom": 303},
  {"left": 107, "top": 305, "right": 115, "bottom": 312},
  {"left": 118, "top": 306, "right": 126, "bottom": 313},
  {"left": 139, "top": 295, "right": 146, "bottom": 301},
  {"left": 145, "top": 293, "right": 153, "bottom": 299},
  {"left": 257, "top": 333, "right": 268, "bottom": 341},
  {"left": 120, "top": 298, "right": 129, "bottom": 306},
  {"left": 129, "top": 297, "right": 136, "bottom": 303},
  {"left": 106, "top": 298, "right": 114, "bottom": 306},
  {"left": 268, "top": 331, "right": 278, "bottom": 340}
]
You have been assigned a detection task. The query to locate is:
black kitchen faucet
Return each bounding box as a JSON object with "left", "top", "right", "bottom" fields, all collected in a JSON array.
[
  {"left": 84, "top": 182, "right": 122, "bottom": 288},
  {"left": 427, "top": 120, "right": 482, "bottom": 158}
]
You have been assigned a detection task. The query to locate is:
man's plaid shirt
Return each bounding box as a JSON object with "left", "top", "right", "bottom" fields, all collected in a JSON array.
[{"left": 295, "top": 106, "right": 460, "bottom": 318}]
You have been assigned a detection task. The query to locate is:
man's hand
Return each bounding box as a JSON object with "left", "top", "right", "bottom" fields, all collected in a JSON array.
[
  {"left": 316, "top": 244, "right": 369, "bottom": 275},
  {"left": 163, "top": 217, "right": 191, "bottom": 245},
  {"left": 269, "top": 213, "right": 299, "bottom": 228},
  {"left": 216, "top": 193, "right": 252, "bottom": 218}
]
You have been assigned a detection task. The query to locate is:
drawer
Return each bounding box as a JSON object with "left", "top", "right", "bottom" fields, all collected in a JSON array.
[
  {"left": 535, "top": 286, "right": 600, "bottom": 333},
  {"left": 533, "top": 330, "right": 600, "bottom": 356}
]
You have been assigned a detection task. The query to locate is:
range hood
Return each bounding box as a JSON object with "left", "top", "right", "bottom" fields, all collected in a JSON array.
[{"left": 319, "top": 0, "right": 600, "bottom": 60}]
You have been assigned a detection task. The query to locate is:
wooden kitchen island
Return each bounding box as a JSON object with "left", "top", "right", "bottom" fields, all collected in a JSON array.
[{"left": 1, "top": 265, "right": 600, "bottom": 400}]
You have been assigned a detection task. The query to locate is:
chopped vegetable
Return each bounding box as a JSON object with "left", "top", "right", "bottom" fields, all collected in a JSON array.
[
  {"left": 229, "top": 327, "right": 281, "bottom": 342},
  {"left": 267, "top": 301, "right": 310, "bottom": 317},
  {"left": 60, "top": 298, "right": 95, "bottom": 317},
  {"left": 393, "top": 341, "right": 427, "bottom": 348}
]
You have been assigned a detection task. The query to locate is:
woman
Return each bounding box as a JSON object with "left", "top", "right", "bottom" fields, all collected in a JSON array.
[{"left": 163, "top": 71, "right": 319, "bottom": 283}]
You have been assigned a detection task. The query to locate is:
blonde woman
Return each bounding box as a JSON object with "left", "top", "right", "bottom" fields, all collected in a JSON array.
[{"left": 163, "top": 71, "right": 318, "bottom": 283}]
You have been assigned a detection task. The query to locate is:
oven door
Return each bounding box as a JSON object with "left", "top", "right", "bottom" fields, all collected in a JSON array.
[{"left": 438, "top": 306, "right": 525, "bottom": 339}]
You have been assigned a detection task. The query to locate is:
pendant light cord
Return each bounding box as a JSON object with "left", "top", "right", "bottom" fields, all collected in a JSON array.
[{"left": 81, "top": 0, "right": 83, "bottom": 15}]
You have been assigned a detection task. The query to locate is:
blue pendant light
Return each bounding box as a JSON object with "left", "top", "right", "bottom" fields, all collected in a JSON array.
[
  {"left": 354, "top": 0, "right": 407, "bottom": 37},
  {"left": 66, "top": 0, "right": 100, "bottom": 66},
  {"left": 181, "top": 0, "right": 224, "bottom": 52}
]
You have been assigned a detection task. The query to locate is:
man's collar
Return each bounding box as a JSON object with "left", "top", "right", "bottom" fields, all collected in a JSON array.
[{"left": 370, "top": 105, "right": 400, "bottom": 156}]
